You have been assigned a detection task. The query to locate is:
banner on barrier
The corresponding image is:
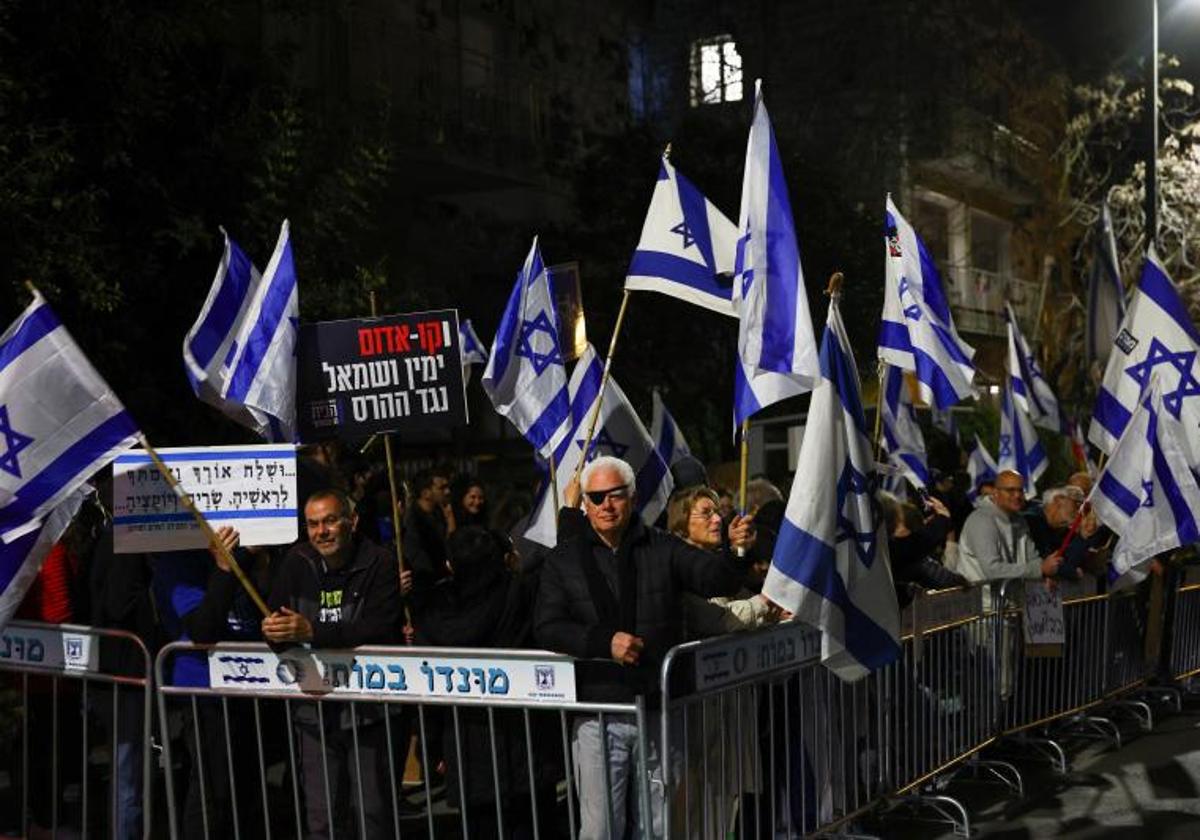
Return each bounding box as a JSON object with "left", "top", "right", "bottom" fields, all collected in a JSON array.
[
  {"left": 112, "top": 445, "right": 298, "bottom": 553},
  {"left": 208, "top": 648, "right": 576, "bottom": 704},
  {"left": 0, "top": 624, "right": 98, "bottom": 673},
  {"left": 694, "top": 622, "right": 821, "bottom": 692}
]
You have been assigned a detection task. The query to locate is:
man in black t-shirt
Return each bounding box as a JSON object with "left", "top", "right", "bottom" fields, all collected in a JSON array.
[{"left": 265, "top": 489, "right": 407, "bottom": 839}]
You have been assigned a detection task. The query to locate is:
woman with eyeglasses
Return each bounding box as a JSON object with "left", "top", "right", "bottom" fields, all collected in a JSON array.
[{"left": 665, "top": 486, "right": 785, "bottom": 637}]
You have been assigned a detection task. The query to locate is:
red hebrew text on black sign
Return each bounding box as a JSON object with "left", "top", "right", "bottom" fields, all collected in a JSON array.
[{"left": 295, "top": 309, "right": 468, "bottom": 441}]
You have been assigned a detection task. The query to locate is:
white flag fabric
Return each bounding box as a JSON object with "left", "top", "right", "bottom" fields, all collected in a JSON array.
[
  {"left": 183, "top": 222, "right": 299, "bottom": 442},
  {"left": 1086, "top": 200, "right": 1127, "bottom": 368},
  {"left": 0, "top": 292, "right": 140, "bottom": 542},
  {"left": 879, "top": 195, "right": 976, "bottom": 409},
  {"left": 482, "top": 237, "right": 571, "bottom": 458},
  {"left": 880, "top": 365, "right": 929, "bottom": 490},
  {"left": 732, "top": 80, "right": 819, "bottom": 431},
  {"left": 625, "top": 155, "right": 739, "bottom": 317},
  {"left": 650, "top": 389, "right": 692, "bottom": 467},
  {"left": 1090, "top": 248, "right": 1200, "bottom": 466},
  {"left": 524, "top": 345, "right": 672, "bottom": 548},
  {"left": 1091, "top": 376, "right": 1200, "bottom": 576},
  {"left": 459, "top": 318, "right": 489, "bottom": 385},
  {"left": 0, "top": 488, "right": 89, "bottom": 631},
  {"left": 998, "top": 381, "right": 1047, "bottom": 499},
  {"left": 966, "top": 435, "right": 998, "bottom": 504},
  {"left": 762, "top": 294, "right": 900, "bottom": 681},
  {"left": 1006, "top": 304, "right": 1063, "bottom": 433}
]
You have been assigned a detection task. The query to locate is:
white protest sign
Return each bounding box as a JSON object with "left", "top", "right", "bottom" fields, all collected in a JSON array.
[
  {"left": 1022, "top": 583, "right": 1065, "bottom": 646},
  {"left": 206, "top": 647, "right": 576, "bottom": 704},
  {"left": 112, "top": 445, "right": 298, "bottom": 553},
  {"left": 693, "top": 622, "right": 821, "bottom": 693}
]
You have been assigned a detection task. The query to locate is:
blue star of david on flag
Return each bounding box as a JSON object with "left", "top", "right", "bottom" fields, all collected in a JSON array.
[
  {"left": 1125, "top": 338, "right": 1200, "bottom": 420},
  {"left": 998, "top": 433, "right": 1013, "bottom": 459},
  {"left": 515, "top": 311, "right": 564, "bottom": 376},
  {"left": 897, "top": 277, "right": 921, "bottom": 321},
  {"left": 834, "top": 459, "right": 876, "bottom": 566},
  {"left": 1142, "top": 479, "right": 1155, "bottom": 508},
  {"left": 577, "top": 426, "right": 629, "bottom": 462},
  {"left": 670, "top": 219, "right": 697, "bottom": 250},
  {"left": 0, "top": 405, "right": 34, "bottom": 479}
]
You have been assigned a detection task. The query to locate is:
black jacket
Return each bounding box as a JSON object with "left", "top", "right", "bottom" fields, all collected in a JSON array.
[
  {"left": 533, "top": 516, "right": 742, "bottom": 703},
  {"left": 267, "top": 537, "right": 402, "bottom": 648}
]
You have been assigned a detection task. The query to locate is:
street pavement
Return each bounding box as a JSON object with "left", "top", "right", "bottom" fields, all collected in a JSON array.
[{"left": 872, "top": 693, "right": 1200, "bottom": 838}]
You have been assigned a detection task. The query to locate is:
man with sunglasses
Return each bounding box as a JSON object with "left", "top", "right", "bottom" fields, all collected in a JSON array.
[
  {"left": 958, "top": 469, "right": 1065, "bottom": 591},
  {"left": 534, "top": 456, "right": 744, "bottom": 839}
]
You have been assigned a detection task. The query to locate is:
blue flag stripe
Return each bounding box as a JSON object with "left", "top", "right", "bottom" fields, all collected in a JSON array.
[
  {"left": 771, "top": 520, "right": 901, "bottom": 669},
  {"left": 486, "top": 275, "right": 524, "bottom": 386},
  {"left": 188, "top": 241, "right": 254, "bottom": 370},
  {"left": 628, "top": 252, "right": 730, "bottom": 298},
  {"left": 0, "top": 304, "right": 60, "bottom": 377},
  {"left": 759, "top": 128, "right": 800, "bottom": 373},
  {"left": 634, "top": 451, "right": 669, "bottom": 514},
  {"left": 1149, "top": 408, "right": 1200, "bottom": 544},
  {"left": 225, "top": 243, "right": 295, "bottom": 402},
  {"left": 1142, "top": 259, "right": 1200, "bottom": 345},
  {"left": 675, "top": 169, "right": 717, "bottom": 271},
  {"left": 820, "top": 323, "right": 867, "bottom": 435},
  {"left": 526, "top": 387, "right": 571, "bottom": 455},
  {"left": 1093, "top": 388, "right": 1132, "bottom": 441},
  {"left": 2, "top": 410, "right": 138, "bottom": 527}
]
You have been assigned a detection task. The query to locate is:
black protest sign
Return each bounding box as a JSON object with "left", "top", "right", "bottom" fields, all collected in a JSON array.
[{"left": 296, "top": 309, "right": 468, "bottom": 441}]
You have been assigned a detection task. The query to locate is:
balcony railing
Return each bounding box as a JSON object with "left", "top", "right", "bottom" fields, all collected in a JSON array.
[{"left": 942, "top": 266, "right": 1040, "bottom": 338}]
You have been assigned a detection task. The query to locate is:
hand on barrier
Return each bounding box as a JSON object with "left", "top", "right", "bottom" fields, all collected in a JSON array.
[
  {"left": 262, "top": 606, "right": 315, "bottom": 643},
  {"left": 728, "top": 513, "right": 757, "bottom": 551},
  {"left": 402, "top": 624, "right": 416, "bottom": 645},
  {"left": 209, "top": 526, "right": 240, "bottom": 572},
  {"left": 755, "top": 593, "right": 791, "bottom": 623},
  {"left": 611, "top": 631, "right": 644, "bottom": 665}
]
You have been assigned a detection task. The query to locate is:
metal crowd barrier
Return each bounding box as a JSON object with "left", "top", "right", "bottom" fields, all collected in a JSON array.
[
  {"left": 1169, "top": 566, "right": 1200, "bottom": 684},
  {"left": 0, "top": 620, "right": 153, "bottom": 839},
  {"left": 154, "top": 640, "right": 653, "bottom": 840}
]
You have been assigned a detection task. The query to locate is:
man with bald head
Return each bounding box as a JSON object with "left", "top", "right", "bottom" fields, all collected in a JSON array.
[
  {"left": 534, "top": 455, "right": 743, "bottom": 839},
  {"left": 958, "top": 469, "right": 1065, "bottom": 586}
]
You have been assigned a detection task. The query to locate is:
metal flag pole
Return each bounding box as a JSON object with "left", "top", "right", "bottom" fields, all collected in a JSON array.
[
  {"left": 369, "top": 291, "right": 414, "bottom": 627},
  {"left": 138, "top": 434, "right": 270, "bottom": 617}
]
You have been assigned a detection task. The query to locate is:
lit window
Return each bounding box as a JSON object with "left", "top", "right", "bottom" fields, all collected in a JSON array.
[{"left": 689, "top": 35, "right": 743, "bottom": 107}]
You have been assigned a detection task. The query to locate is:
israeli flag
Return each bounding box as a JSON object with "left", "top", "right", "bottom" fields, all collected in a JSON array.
[
  {"left": 0, "top": 488, "right": 88, "bottom": 631},
  {"left": 525, "top": 345, "right": 672, "bottom": 547},
  {"left": 880, "top": 365, "right": 929, "bottom": 489},
  {"left": 624, "top": 154, "right": 739, "bottom": 317},
  {"left": 183, "top": 222, "right": 299, "bottom": 442},
  {"left": 998, "top": 382, "right": 1047, "bottom": 499},
  {"left": 965, "top": 435, "right": 998, "bottom": 504},
  {"left": 482, "top": 237, "right": 571, "bottom": 458},
  {"left": 650, "top": 389, "right": 692, "bottom": 467},
  {"left": 879, "top": 195, "right": 976, "bottom": 409},
  {"left": 1090, "top": 248, "right": 1200, "bottom": 466},
  {"left": 931, "top": 406, "right": 959, "bottom": 443},
  {"left": 732, "top": 80, "right": 820, "bottom": 431},
  {"left": 1091, "top": 376, "right": 1200, "bottom": 577},
  {"left": 1006, "top": 304, "right": 1063, "bottom": 433},
  {"left": 0, "top": 291, "right": 140, "bottom": 542},
  {"left": 762, "top": 293, "right": 900, "bottom": 681},
  {"left": 459, "top": 318, "right": 489, "bottom": 384},
  {"left": 1086, "top": 200, "right": 1127, "bottom": 368}
]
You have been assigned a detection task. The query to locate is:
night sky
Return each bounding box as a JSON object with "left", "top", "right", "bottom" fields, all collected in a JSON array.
[{"left": 1017, "top": 0, "right": 1200, "bottom": 83}]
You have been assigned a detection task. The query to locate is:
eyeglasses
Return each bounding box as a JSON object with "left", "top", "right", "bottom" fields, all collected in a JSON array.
[
  {"left": 585, "top": 485, "right": 630, "bottom": 506},
  {"left": 689, "top": 506, "right": 720, "bottom": 520},
  {"left": 306, "top": 515, "right": 347, "bottom": 529}
]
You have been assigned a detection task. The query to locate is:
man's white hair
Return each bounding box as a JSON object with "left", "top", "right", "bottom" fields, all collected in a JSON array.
[
  {"left": 581, "top": 456, "right": 636, "bottom": 493},
  {"left": 1042, "top": 485, "right": 1084, "bottom": 506}
]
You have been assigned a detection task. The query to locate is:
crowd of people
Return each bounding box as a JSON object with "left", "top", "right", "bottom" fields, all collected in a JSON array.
[{"left": 6, "top": 435, "right": 1162, "bottom": 839}]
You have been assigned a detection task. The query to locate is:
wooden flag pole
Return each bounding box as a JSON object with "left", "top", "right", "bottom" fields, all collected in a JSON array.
[
  {"left": 571, "top": 288, "right": 632, "bottom": 488},
  {"left": 547, "top": 449, "right": 559, "bottom": 539},
  {"left": 738, "top": 419, "right": 750, "bottom": 512},
  {"left": 369, "top": 291, "right": 413, "bottom": 627},
  {"left": 138, "top": 434, "right": 270, "bottom": 617}
]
